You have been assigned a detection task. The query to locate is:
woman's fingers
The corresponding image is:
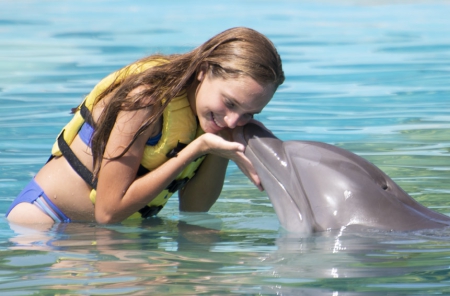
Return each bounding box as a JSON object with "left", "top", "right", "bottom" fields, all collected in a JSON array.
[
  {"left": 199, "top": 133, "right": 263, "bottom": 190},
  {"left": 233, "top": 151, "right": 263, "bottom": 191},
  {"left": 201, "top": 133, "right": 244, "bottom": 155}
]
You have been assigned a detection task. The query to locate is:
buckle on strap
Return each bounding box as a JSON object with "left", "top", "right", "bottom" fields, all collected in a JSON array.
[{"left": 138, "top": 205, "right": 163, "bottom": 218}]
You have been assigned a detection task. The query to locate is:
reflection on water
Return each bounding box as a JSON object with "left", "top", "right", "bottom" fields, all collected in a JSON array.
[
  {"left": 1, "top": 0, "right": 450, "bottom": 294},
  {"left": 3, "top": 218, "right": 450, "bottom": 295}
]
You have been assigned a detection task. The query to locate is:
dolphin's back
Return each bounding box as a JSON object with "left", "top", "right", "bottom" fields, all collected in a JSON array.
[{"left": 282, "top": 140, "right": 450, "bottom": 231}]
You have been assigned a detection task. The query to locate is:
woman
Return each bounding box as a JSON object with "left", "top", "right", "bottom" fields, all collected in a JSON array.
[{"left": 6, "top": 27, "right": 284, "bottom": 224}]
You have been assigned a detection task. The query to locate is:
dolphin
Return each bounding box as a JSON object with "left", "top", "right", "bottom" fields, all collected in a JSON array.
[{"left": 240, "top": 123, "right": 450, "bottom": 233}]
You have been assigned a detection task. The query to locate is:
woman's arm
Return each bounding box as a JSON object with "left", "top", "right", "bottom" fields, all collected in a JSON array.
[
  {"left": 94, "top": 106, "right": 206, "bottom": 223},
  {"left": 178, "top": 153, "right": 229, "bottom": 212},
  {"left": 93, "top": 114, "right": 247, "bottom": 223},
  {"left": 177, "top": 129, "right": 263, "bottom": 212}
]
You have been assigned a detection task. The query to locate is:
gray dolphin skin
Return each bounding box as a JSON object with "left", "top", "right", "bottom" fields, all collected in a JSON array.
[{"left": 241, "top": 123, "right": 450, "bottom": 233}]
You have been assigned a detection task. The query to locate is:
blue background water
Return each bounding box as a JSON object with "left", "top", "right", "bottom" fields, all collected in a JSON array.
[{"left": 1, "top": 0, "right": 450, "bottom": 294}]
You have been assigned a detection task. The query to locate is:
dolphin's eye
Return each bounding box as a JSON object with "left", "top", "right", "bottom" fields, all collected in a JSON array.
[{"left": 381, "top": 184, "right": 388, "bottom": 190}]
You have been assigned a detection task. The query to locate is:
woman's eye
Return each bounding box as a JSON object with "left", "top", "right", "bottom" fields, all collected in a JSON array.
[{"left": 225, "top": 100, "right": 235, "bottom": 109}]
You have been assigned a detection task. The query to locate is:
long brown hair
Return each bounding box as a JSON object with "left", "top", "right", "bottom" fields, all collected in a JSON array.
[{"left": 90, "top": 27, "right": 284, "bottom": 177}]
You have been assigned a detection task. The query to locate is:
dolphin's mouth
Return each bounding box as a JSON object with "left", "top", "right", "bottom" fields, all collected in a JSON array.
[
  {"left": 242, "top": 123, "right": 274, "bottom": 144},
  {"left": 244, "top": 144, "right": 286, "bottom": 195}
]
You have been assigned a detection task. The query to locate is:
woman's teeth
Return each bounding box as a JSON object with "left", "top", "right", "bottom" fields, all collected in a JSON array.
[{"left": 213, "top": 114, "right": 224, "bottom": 128}]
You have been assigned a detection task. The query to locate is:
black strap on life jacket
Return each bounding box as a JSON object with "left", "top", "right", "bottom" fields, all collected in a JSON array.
[
  {"left": 138, "top": 205, "right": 163, "bottom": 218},
  {"left": 167, "top": 177, "right": 190, "bottom": 193},
  {"left": 80, "top": 101, "right": 95, "bottom": 126},
  {"left": 58, "top": 130, "right": 98, "bottom": 189},
  {"left": 136, "top": 141, "right": 188, "bottom": 177},
  {"left": 166, "top": 142, "right": 188, "bottom": 158},
  {"left": 137, "top": 176, "right": 190, "bottom": 218}
]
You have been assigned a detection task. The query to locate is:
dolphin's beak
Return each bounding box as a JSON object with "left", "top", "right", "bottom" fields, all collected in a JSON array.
[{"left": 240, "top": 123, "right": 314, "bottom": 233}]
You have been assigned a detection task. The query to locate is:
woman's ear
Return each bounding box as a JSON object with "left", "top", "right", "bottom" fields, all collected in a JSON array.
[{"left": 197, "top": 62, "right": 209, "bottom": 81}]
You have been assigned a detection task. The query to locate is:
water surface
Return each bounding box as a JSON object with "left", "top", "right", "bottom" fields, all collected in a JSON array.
[{"left": 1, "top": 0, "right": 450, "bottom": 294}]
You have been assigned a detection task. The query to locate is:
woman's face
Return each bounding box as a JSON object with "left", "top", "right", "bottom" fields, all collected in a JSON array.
[{"left": 189, "top": 69, "right": 275, "bottom": 134}]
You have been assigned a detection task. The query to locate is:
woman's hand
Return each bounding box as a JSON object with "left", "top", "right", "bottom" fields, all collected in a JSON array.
[{"left": 196, "top": 130, "right": 263, "bottom": 191}]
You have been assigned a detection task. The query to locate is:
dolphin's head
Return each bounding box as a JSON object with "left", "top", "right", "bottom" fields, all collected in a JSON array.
[
  {"left": 240, "top": 123, "right": 448, "bottom": 233},
  {"left": 239, "top": 123, "right": 315, "bottom": 233}
]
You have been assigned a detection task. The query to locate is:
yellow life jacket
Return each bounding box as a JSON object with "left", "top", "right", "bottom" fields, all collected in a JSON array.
[{"left": 51, "top": 59, "right": 205, "bottom": 219}]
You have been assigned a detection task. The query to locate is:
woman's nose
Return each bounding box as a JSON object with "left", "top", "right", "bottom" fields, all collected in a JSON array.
[{"left": 224, "top": 112, "right": 248, "bottom": 129}]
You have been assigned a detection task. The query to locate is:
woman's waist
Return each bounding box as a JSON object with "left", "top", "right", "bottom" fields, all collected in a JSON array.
[{"left": 35, "top": 154, "right": 95, "bottom": 221}]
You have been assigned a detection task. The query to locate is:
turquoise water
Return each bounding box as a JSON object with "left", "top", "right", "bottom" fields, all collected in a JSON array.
[{"left": 1, "top": 0, "right": 450, "bottom": 294}]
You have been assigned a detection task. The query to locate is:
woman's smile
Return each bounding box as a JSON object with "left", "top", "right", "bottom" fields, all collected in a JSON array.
[{"left": 212, "top": 113, "right": 225, "bottom": 129}]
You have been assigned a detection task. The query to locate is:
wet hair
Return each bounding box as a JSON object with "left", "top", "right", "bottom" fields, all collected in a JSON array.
[{"left": 90, "top": 27, "right": 284, "bottom": 176}]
